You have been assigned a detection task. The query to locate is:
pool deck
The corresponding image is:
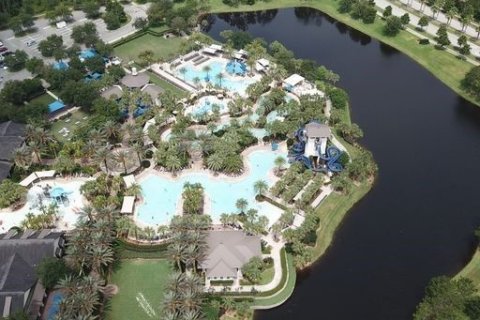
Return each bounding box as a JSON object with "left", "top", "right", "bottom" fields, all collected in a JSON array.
[{"left": 0, "top": 177, "right": 91, "bottom": 232}]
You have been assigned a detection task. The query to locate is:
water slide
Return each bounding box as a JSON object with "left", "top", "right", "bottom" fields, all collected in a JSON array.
[
  {"left": 294, "top": 154, "right": 313, "bottom": 169},
  {"left": 319, "top": 146, "right": 344, "bottom": 172}
]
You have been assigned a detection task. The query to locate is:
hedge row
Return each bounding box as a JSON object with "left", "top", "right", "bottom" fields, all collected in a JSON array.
[
  {"left": 115, "top": 238, "right": 170, "bottom": 259},
  {"left": 112, "top": 28, "right": 173, "bottom": 48}
]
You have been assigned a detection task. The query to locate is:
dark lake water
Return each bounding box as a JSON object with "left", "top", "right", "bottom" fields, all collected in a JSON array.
[{"left": 204, "top": 8, "right": 480, "bottom": 320}]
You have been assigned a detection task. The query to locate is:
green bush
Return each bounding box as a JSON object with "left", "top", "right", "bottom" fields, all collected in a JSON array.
[
  {"left": 419, "top": 38, "right": 430, "bottom": 45},
  {"left": 0, "top": 180, "right": 27, "bottom": 208},
  {"left": 329, "top": 87, "right": 349, "bottom": 109}
]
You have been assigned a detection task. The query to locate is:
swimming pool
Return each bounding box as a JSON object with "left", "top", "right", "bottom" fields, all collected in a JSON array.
[
  {"left": 190, "top": 96, "right": 229, "bottom": 117},
  {"left": 136, "top": 150, "right": 287, "bottom": 226},
  {"left": 46, "top": 291, "right": 64, "bottom": 320},
  {"left": 176, "top": 59, "right": 257, "bottom": 95}
]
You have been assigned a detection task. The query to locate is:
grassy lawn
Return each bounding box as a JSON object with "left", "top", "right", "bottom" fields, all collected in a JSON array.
[
  {"left": 207, "top": 0, "right": 479, "bottom": 107},
  {"left": 240, "top": 265, "right": 275, "bottom": 286},
  {"left": 456, "top": 249, "right": 480, "bottom": 290},
  {"left": 29, "top": 93, "right": 55, "bottom": 106},
  {"left": 114, "top": 34, "right": 186, "bottom": 63},
  {"left": 253, "top": 252, "right": 296, "bottom": 308},
  {"left": 107, "top": 259, "right": 172, "bottom": 320},
  {"left": 310, "top": 181, "right": 372, "bottom": 260},
  {"left": 49, "top": 109, "right": 88, "bottom": 142},
  {"left": 148, "top": 71, "right": 188, "bottom": 97}
]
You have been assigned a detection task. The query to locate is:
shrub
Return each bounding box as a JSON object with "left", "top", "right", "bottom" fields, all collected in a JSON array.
[
  {"left": 419, "top": 38, "right": 430, "bottom": 45},
  {"left": 329, "top": 87, "right": 349, "bottom": 109},
  {"left": 0, "top": 180, "right": 27, "bottom": 208}
]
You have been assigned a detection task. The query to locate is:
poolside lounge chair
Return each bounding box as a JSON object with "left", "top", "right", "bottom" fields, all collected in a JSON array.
[
  {"left": 191, "top": 55, "right": 203, "bottom": 63},
  {"left": 184, "top": 52, "right": 199, "bottom": 61}
]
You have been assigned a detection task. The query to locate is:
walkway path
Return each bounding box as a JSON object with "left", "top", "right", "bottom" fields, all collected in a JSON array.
[
  {"left": 150, "top": 63, "right": 197, "bottom": 92},
  {"left": 397, "top": 0, "right": 479, "bottom": 38},
  {"left": 376, "top": 0, "right": 480, "bottom": 61}
]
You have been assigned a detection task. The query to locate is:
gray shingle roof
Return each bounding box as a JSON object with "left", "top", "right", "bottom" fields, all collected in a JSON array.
[
  {"left": 0, "top": 121, "right": 26, "bottom": 162},
  {"left": 121, "top": 72, "right": 149, "bottom": 88},
  {"left": 101, "top": 85, "right": 123, "bottom": 100},
  {"left": 0, "top": 229, "right": 63, "bottom": 317},
  {"left": 199, "top": 230, "right": 261, "bottom": 279},
  {"left": 305, "top": 122, "right": 331, "bottom": 138},
  {"left": 141, "top": 84, "right": 163, "bottom": 101}
]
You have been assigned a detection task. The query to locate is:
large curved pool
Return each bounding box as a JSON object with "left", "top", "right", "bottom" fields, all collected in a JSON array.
[{"left": 136, "top": 149, "right": 287, "bottom": 226}]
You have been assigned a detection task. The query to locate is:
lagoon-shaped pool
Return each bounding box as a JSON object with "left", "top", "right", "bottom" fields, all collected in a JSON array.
[{"left": 136, "top": 149, "right": 287, "bottom": 226}]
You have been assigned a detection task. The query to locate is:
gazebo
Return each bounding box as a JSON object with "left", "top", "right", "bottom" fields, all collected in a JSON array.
[{"left": 120, "top": 73, "right": 150, "bottom": 89}]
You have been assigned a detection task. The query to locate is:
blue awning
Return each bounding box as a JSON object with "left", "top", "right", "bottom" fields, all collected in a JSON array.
[{"left": 48, "top": 101, "right": 65, "bottom": 113}]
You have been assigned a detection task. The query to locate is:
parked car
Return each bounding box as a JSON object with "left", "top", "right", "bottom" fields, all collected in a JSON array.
[
  {"left": 2, "top": 51, "right": 13, "bottom": 56},
  {"left": 26, "top": 40, "right": 36, "bottom": 47},
  {"left": 0, "top": 47, "right": 7, "bottom": 53}
]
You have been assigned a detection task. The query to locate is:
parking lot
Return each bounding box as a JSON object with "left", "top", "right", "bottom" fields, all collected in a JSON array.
[{"left": 0, "top": 2, "right": 148, "bottom": 89}]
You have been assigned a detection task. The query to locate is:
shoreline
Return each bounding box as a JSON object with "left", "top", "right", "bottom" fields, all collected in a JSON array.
[{"left": 203, "top": 0, "right": 480, "bottom": 108}]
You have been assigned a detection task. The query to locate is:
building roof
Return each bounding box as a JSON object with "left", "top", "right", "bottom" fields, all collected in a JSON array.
[
  {"left": 19, "top": 170, "right": 56, "bottom": 187},
  {"left": 101, "top": 85, "right": 123, "bottom": 100},
  {"left": 0, "top": 121, "right": 25, "bottom": 137},
  {"left": 0, "top": 229, "right": 63, "bottom": 318},
  {"left": 120, "top": 72, "right": 150, "bottom": 88},
  {"left": 0, "top": 162, "right": 12, "bottom": 181},
  {"left": 257, "top": 58, "right": 269, "bottom": 67},
  {"left": 141, "top": 84, "right": 164, "bottom": 101},
  {"left": 210, "top": 44, "right": 223, "bottom": 51},
  {"left": 305, "top": 122, "right": 331, "bottom": 138},
  {"left": 48, "top": 100, "right": 65, "bottom": 113},
  {"left": 0, "top": 121, "right": 26, "bottom": 163},
  {"left": 199, "top": 230, "right": 261, "bottom": 279},
  {"left": 284, "top": 74, "right": 305, "bottom": 87}
]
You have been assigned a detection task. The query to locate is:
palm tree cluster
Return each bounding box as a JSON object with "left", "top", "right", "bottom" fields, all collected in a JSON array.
[
  {"left": 57, "top": 206, "right": 116, "bottom": 319},
  {"left": 162, "top": 272, "right": 205, "bottom": 320},
  {"left": 241, "top": 208, "right": 269, "bottom": 236},
  {"left": 56, "top": 275, "right": 102, "bottom": 320},
  {"left": 182, "top": 183, "right": 204, "bottom": 215},
  {"left": 65, "top": 206, "right": 116, "bottom": 277},
  {"left": 13, "top": 125, "right": 58, "bottom": 167},
  {"left": 167, "top": 215, "right": 211, "bottom": 272},
  {"left": 79, "top": 173, "right": 125, "bottom": 209},
  {"left": 155, "top": 141, "right": 190, "bottom": 172},
  {"left": 20, "top": 203, "right": 58, "bottom": 229},
  {"left": 202, "top": 124, "right": 257, "bottom": 175},
  {"left": 163, "top": 215, "right": 212, "bottom": 319}
]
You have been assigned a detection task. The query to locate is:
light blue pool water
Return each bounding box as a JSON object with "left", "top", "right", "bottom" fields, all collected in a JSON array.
[
  {"left": 137, "top": 150, "right": 287, "bottom": 225},
  {"left": 226, "top": 60, "right": 247, "bottom": 75},
  {"left": 176, "top": 60, "right": 256, "bottom": 95},
  {"left": 192, "top": 96, "right": 228, "bottom": 116},
  {"left": 46, "top": 292, "right": 64, "bottom": 320}
]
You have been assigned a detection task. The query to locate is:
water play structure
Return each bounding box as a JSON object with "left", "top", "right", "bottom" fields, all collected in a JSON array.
[
  {"left": 226, "top": 60, "right": 247, "bottom": 76},
  {"left": 290, "top": 122, "right": 343, "bottom": 172}
]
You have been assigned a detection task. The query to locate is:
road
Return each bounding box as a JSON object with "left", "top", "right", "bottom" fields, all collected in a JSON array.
[{"left": 375, "top": 0, "right": 480, "bottom": 58}]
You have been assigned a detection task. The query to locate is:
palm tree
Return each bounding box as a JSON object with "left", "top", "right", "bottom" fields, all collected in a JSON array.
[
  {"left": 235, "top": 198, "right": 248, "bottom": 213},
  {"left": 12, "top": 146, "right": 32, "bottom": 169},
  {"left": 165, "top": 154, "right": 182, "bottom": 172},
  {"left": 89, "top": 245, "right": 114, "bottom": 275},
  {"left": 143, "top": 226, "right": 155, "bottom": 243},
  {"left": 131, "top": 143, "right": 144, "bottom": 166},
  {"left": 202, "top": 65, "right": 211, "bottom": 79},
  {"left": 206, "top": 153, "right": 224, "bottom": 171},
  {"left": 113, "top": 150, "right": 129, "bottom": 174},
  {"left": 274, "top": 156, "right": 286, "bottom": 173},
  {"left": 125, "top": 183, "right": 142, "bottom": 198},
  {"left": 94, "top": 147, "right": 110, "bottom": 173},
  {"left": 102, "top": 120, "right": 120, "bottom": 141},
  {"left": 24, "top": 124, "right": 36, "bottom": 142},
  {"left": 193, "top": 76, "right": 201, "bottom": 88},
  {"left": 115, "top": 216, "right": 135, "bottom": 238},
  {"left": 220, "top": 213, "right": 229, "bottom": 227},
  {"left": 168, "top": 242, "right": 184, "bottom": 271},
  {"left": 138, "top": 49, "right": 155, "bottom": 69},
  {"left": 179, "top": 67, "right": 187, "bottom": 80},
  {"left": 181, "top": 244, "right": 196, "bottom": 271},
  {"left": 157, "top": 225, "right": 169, "bottom": 238},
  {"left": 215, "top": 72, "right": 224, "bottom": 87},
  {"left": 253, "top": 180, "right": 268, "bottom": 197},
  {"left": 28, "top": 141, "right": 44, "bottom": 163}
]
